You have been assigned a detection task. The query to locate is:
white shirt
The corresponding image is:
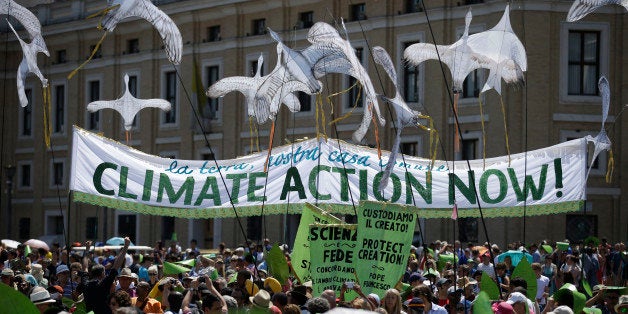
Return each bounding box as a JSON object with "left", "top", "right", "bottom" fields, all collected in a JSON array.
[
  {"left": 536, "top": 275, "right": 550, "bottom": 304},
  {"left": 477, "top": 262, "right": 495, "bottom": 279},
  {"left": 428, "top": 303, "right": 448, "bottom": 314}
]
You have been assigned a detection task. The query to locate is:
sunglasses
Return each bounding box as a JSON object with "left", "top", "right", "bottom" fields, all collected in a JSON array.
[{"left": 149, "top": 273, "right": 157, "bottom": 276}]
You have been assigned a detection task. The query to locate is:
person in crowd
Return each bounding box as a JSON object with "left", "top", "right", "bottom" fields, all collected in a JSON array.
[
  {"left": 131, "top": 281, "right": 162, "bottom": 313},
  {"left": 116, "top": 267, "right": 137, "bottom": 297},
  {"left": 30, "top": 286, "right": 60, "bottom": 314},
  {"left": 84, "top": 237, "right": 131, "bottom": 314},
  {"left": 591, "top": 288, "right": 621, "bottom": 314},
  {"left": 30, "top": 264, "right": 48, "bottom": 288},
  {"left": 531, "top": 262, "right": 550, "bottom": 311},
  {"left": 1, "top": 267, "right": 15, "bottom": 288},
  {"left": 477, "top": 252, "right": 495, "bottom": 279},
  {"left": 413, "top": 284, "right": 447, "bottom": 314},
  {"left": 383, "top": 288, "right": 406, "bottom": 314},
  {"left": 542, "top": 254, "right": 558, "bottom": 294},
  {"left": 560, "top": 255, "right": 582, "bottom": 287},
  {"left": 288, "top": 285, "right": 311, "bottom": 314},
  {"left": 496, "top": 262, "right": 511, "bottom": 293},
  {"left": 307, "top": 297, "right": 331, "bottom": 314},
  {"left": 55, "top": 264, "right": 77, "bottom": 299},
  {"left": 109, "top": 290, "right": 132, "bottom": 313}
]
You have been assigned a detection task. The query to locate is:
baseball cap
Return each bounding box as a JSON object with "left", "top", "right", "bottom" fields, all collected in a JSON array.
[{"left": 56, "top": 264, "right": 70, "bottom": 274}]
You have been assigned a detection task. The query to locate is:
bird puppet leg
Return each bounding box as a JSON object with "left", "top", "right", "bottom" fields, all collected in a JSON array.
[
  {"left": 42, "top": 85, "right": 52, "bottom": 148},
  {"left": 264, "top": 120, "right": 276, "bottom": 173},
  {"left": 478, "top": 94, "right": 487, "bottom": 170},
  {"left": 499, "top": 96, "right": 511, "bottom": 166}
]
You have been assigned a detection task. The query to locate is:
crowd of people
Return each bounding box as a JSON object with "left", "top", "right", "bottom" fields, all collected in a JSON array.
[{"left": 0, "top": 236, "right": 627, "bottom": 314}]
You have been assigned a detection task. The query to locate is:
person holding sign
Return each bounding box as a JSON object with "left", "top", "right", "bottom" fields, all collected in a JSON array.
[
  {"left": 339, "top": 282, "right": 378, "bottom": 310},
  {"left": 412, "top": 284, "right": 447, "bottom": 314}
]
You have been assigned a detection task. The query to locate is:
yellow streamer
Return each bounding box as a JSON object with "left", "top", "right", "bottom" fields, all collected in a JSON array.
[
  {"left": 42, "top": 85, "right": 52, "bottom": 148},
  {"left": 67, "top": 32, "right": 107, "bottom": 80},
  {"left": 478, "top": 95, "right": 487, "bottom": 170},
  {"left": 499, "top": 97, "right": 511, "bottom": 165},
  {"left": 328, "top": 81, "right": 361, "bottom": 126},
  {"left": 417, "top": 113, "right": 439, "bottom": 170},
  {"left": 605, "top": 149, "right": 614, "bottom": 183}
]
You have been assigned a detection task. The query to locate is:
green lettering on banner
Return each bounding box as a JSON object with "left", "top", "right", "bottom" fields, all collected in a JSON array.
[
  {"left": 356, "top": 201, "right": 415, "bottom": 296},
  {"left": 405, "top": 172, "right": 432, "bottom": 204},
  {"left": 359, "top": 169, "right": 368, "bottom": 200},
  {"left": 373, "top": 172, "right": 402, "bottom": 202},
  {"left": 449, "top": 171, "right": 477, "bottom": 205},
  {"left": 118, "top": 166, "right": 138, "bottom": 200},
  {"left": 508, "top": 165, "right": 548, "bottom": 201},
  {"left": 93, "top": 162, "right": 117, "bottom": 196},
  {"left": 280, "top": 167, "right": 306, "bottom": 200},
  {"left": 309, "top": 166, "right": 331, "bottom": 200},
  {"left": 291, "top": 204, "right": 343, "bottom": 284},
  {"left": 247, "top": 172, "right": 267, "bottom": 202},
  {"left": 195, "top": 176, "right": 221, "bottom": 206},
  {"left": 331, "top": 167, "right": 355, "bottom": 201},
  {"left": 226, "top": 173, "right": 247, "bottom": 204},
  {"left": 479, "top": 169, "right": 507, "bottom": 204},
  {"left": 157, "top": 173, "right": 195, "bottom": 205},
  {"left": 309, "top": 223, "right": 358, "bottom": 297},
  {"left": 142, "top": 170, "right": 154, "bottom": 201}
]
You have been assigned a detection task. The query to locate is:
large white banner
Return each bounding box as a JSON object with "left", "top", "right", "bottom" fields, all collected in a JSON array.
[{"left": 70, "top": 127, "right": 587, "bottom": 218}]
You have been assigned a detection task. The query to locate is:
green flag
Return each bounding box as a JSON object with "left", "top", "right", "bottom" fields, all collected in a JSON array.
[
  {"left": 511, "top": 257, "right": 537, "bottom": 300},
  {"left": 309, "top": 223, "right": 358, "bottom": 297},
  {"left": 473, "top": 291, "right": 493, "bottom": 314},
  {"left": 291, "top": 203, "right": 342, "bottom": 283},
  {"left": 0, "top": 280, "right": 39, "bottom": 314},
  {"left": 355, "top": 201, "right": 415, "bottom": 296},
  {"left": 163, "top": 261, "right": 190, "bottom": 275},
  {"left": 267, "top": 243, "right": 290, "bottom": 285},
  {"left": 176, "top": 259, "right": 196, "bottom": 267},
  {"left": 480, "top": 272, "right": 500, "bottom": 300}
]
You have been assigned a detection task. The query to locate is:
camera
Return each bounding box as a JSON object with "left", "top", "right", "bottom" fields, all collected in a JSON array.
[
  {"left": 198, "top": 277, "right": 205, "bottom": 283},
  {"left": 345, "top": 281, "right": 354, "bottom": 289}
]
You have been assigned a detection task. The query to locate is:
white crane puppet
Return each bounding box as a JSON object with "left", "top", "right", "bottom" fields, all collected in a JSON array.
[
  {"left": 7, "top": 20, "right": 48, "bottom": 108},
  {"left": 1, "top": 0, "right": 49, "bottom": 56},
  {"left": 70, "top": 0, "right": 182, "bottom": 78},
  {"left": 567, "top": 0, "right": 628, "bottom": 22},
  {"left": 87, "top": 74, "right": 171, "bottom": 142}
]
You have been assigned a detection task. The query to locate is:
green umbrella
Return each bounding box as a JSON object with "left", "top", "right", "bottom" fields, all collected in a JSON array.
[
  {"left": 541, "top": 245, "right": 553, "bottom": 254},
  {"left": 163, "top": 261, "right": 190, "bottom": 275},
  {"left": 553, "top": 283, "right": 585, "bottom": 314},
  {"left": 556, "top": 242, "right": 569, "bottom": 251},
  {"left": 175, "top": 259, "right": 196, "bottom": 267}
]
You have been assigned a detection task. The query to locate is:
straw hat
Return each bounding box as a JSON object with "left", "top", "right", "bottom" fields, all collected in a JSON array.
[
  {"left": 30, "top": 288, "right": 57, "bottom": 305},
  {"left": 250, "top": 290, "right": 272, "bottom": 308},
  {"left": 118, "top": 267, "right": 134, "bottom": 278}
]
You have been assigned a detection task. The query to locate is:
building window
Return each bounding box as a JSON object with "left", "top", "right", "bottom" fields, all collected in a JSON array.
[
  {"left": 21, "top": 88, "right": 32, "bottom": 136},
  {"left": 406, "top": 0, "right": 423, "bottom": 13},
  {"left": 247, "top": 218, "right": 262, "bottom": 241},
  {"left": 54, "top": 85, "right": 65, "bottom": 133},
  {"left": 250, "top": 58, "right": 263, "bottom": 77},
  {"left": 205, "top": 65, "right": 220, "bottom": 119},
  {"left": 52, "top": 161, "right": 64, "bottom": 186},
  {"left": 19, "top": 218, "right": 30, "bottom": 239},
  {"left": 163, "top": 71, "right": 177, "bottom": 124},
  {"left": 86, "top": 217, "right": 98, "bottom": 239},
  {"left": 462, "top": 70, "right": 481, "bottom": 98},
  {"left": 20, "top": 164, "right": 31, "bottom": 188},
  {"left": 404, "top": 42, "right": 420, "bottom": 102},
  {"left": 252, "top": 19, "right": 266, "bottom": 36},
  {"left": 401, "top": 142, "right": 419, "bottom": 156},
  {"left": 118, "top": 215, "right": 137, "bottom": 241},
  {"left": 464, "top": 0, "right": 484, "bottom": 4},
  {"left": 566, "top": 214, "right": 597, "bottom": 242},
  {"left": 298, "top": 11, "right": 314, "bottom": 29},
  {"left": 207, "top": 25, "right": 221, "bottom": 42},
  {"left": 351, "top": 3, "right": 366, "bottom": 21},
  {"left": 298, "top": 92, "right": 312, "bottom": 112},
  {"left": 162, "top": 217, "right": 174, "bottom": 241},
  {"left": 128, "top": 75, "right": 139, "bottom": 127},
  {"left": 458, "top": 218, "right": 478, "bottom": 242},
  {"left": 89, "top": 44, "right": 102, "bottom": 59},
  {"left": 568, "top": 30, "right": 599, "bottom": 96},
  {"left": 201, "top": 152, "right": 215, "bottom": 161},
  {"left": 56, "top": 50, "right": 66, "bottom": 64},
  {"left": 127, "top": 38, "right": 139, "bottom": 54},
  {"left": 461, "top": 138, "right": 478, "bottom": 160},
  {"left": 88, "top": 80, "right": 100, "bottom": 130},
  {"left": 47, "top": 215, "right": 64, "bottom": 235},
  {"left": 347, "top": 47, "right": 364, "bottom": 108}
]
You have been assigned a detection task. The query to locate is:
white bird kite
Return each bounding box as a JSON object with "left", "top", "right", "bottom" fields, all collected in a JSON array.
[
  {"left": 585, "top": 76, "right": 612, "bottom": 179},
  {"left": 372, "top": 46, "right": 426, "bottom": 192},
  {"left": 1, "top": 0, "right": 49, "bottom": 56},
  {"left": 567, "top": 0, "right": 628, "bottom": 22},
  {"left": 87, "top": 74, "right": 171, "bottom": 131},
  {"left": 467, "top": 5, "right": 527, "bottom": 95},
  {"left": 303, "top": 21, "right": 385, "bottom": 142},
  {"left": 7, "top": 20, "right": 48, "bottom": 108},
  {"left": 404, "top": 9, "right": 492, "bottom": 94},
  {"left": 100, "top": 0, "right": 182, "bottom": 64}
]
